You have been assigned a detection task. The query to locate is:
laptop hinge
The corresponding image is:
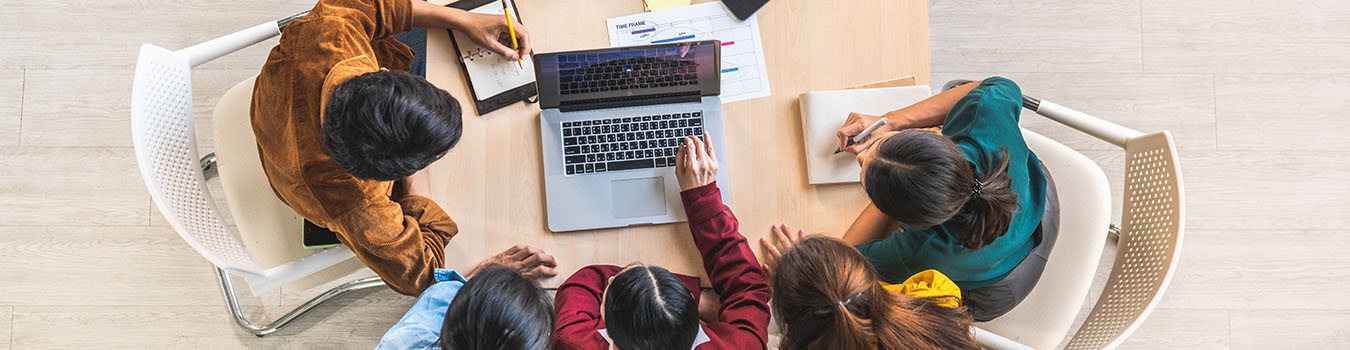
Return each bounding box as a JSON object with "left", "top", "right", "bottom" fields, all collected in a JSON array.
[{"left": 558, "top": 92, "right": 702, "bottom": 112}]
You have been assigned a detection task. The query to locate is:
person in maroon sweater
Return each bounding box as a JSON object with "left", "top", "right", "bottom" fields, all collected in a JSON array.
[{"left": 552, "top": 133, "right": 771, "bottom": 350}]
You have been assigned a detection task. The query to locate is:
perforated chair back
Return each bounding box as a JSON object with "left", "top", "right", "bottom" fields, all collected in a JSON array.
[
  {"left": 131, "top": 15, "right": 357, "bottom": 293},
  {"left": 1064, "top": 131, "right": 1184, "bottom": 350},
  {"left": 132, "top": 44, "right": 264, "bottom": 275},
  {"left": 1027, "top": 98, "right": 1185, "bottom": 349}
]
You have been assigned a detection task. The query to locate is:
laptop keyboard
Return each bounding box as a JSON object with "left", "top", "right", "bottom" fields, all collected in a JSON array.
[
  {"left": 557, "top": 52, "right": 699, "bottom": 95},
  {"left": 561, "top": 111, "right": 705, "bottom": 175}
]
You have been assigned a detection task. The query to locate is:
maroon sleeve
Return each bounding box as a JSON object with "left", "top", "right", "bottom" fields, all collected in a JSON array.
[
  {"left": 553, "top": 265, "right": 704, "bottom": 350},
  {"left": 552, "top": 265, "right": 619, "bottom": 350},
  {"left": 679, "top": 182, "right": 772, "bottom": 349}
]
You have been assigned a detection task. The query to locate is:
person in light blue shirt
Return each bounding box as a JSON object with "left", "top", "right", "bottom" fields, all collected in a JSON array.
[{"left": 378, "top": 245, "right": 558, "bottom": 350}]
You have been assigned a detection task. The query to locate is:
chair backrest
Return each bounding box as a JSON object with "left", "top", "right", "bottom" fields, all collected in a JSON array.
[
  {"left": 940, "top": 82, "right": 1185, "bottom": 349},
  {"left": 131, "top": 44, "right": 263, "bottom": 275},
  {"left": 131, "top": 18, "right": 291, "bottom": 276},
  {"left": 212, "top": 76, "right": 362, "bottom": 294},
  {"left": 1065, "top": 131, "right": 1185, "bottom": 350},
  {"left": 975, "top": 129, "right": 1113, "bottom": 350}
]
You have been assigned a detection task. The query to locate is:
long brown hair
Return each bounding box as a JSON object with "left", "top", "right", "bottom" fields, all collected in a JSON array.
[
  {"left": 864, "top": 129, "right": 1019, "bottom": 250},
  {"left": 772, "top": 236, "right": 976, "bottom": 350}
]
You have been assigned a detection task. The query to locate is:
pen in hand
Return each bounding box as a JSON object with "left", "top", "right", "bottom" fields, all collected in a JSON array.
[
  {"left": 835, "top": 118, "right": 888, "bottom": 154},
  {"left": 501, "top": 0, "right": 523, "bottom": 69}
]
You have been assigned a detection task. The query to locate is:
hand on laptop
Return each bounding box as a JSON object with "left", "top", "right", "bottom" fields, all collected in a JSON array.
[
  {"left": 466, "top": 244, "right": 559, "bottom": 280},
  {"left": 675, "top": 133, "right": 718, "bottom": 191}
]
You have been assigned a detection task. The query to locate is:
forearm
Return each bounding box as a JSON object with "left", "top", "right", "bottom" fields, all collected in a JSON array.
[
  {"left": 842, "top": 203, "right": 895, "bottom": 245},
  {"left": 681, "top": 183, "right": 767, "bottom": 293},
  {"left": 887, "top": 79, "right": 984, "bottom": 129},
  {"left": 410, "top": 0, "right": 471, "bottom": 30},
  {"left": 339, "top": 197, "right": 458, "bottom": 296},
  {"left": 680, "top": 183, "right": 771, "bottom": 335}
]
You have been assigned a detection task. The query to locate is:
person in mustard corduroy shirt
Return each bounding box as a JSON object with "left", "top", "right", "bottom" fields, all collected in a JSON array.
[{"left": 250, "top": 0, "right": 554, "bottom": 296}]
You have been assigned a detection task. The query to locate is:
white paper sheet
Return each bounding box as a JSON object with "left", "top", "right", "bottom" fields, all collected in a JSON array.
[
  {"left": 799, "top": 86, "right": 932, "bottom": 184},
  {"left": 606, "top": 2, "right": 771, "bottom": 104},
  {"left": 450, "top": 1, "right": 536, "bottom": 99}
]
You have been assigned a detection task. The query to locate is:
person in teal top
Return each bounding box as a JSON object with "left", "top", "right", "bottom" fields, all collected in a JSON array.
[{"left": 833, "top": 77, "right": 1055, "bottom": 321}]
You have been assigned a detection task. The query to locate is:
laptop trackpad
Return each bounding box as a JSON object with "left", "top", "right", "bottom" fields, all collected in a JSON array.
[{"left": 611, "top": 177, "right": 667, "bottom": 219}]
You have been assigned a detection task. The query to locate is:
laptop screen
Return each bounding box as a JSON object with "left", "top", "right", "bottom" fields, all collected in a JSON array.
[{"left": 534, "top": 40, "right": 721, "bottom": 109}]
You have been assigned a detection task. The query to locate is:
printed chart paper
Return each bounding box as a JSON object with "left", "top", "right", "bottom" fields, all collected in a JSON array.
[{"left": 607, "top": 2, "right": 771, "bottom": 103}]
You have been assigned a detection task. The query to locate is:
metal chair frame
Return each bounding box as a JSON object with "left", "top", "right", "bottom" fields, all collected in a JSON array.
[
  {"left": 197, "top": 155, "right": 387, "bottom": 337},
  {"left": 215, "top": 267, "right": 385, "bottom": 337}
]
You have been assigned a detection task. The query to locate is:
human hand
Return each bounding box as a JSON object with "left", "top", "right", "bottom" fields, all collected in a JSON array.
[
  {"left": 457, "top": 11, "right": 531, "bottom": 60},
  {"left": 697, "top": 289, "right": 721, "bottom": 324},
  {"left": 758, "top": 224, "right": 804, "bottom": 282},
  {"left": 466, "top": 244, "right": 558, "bottom": 280},
  {"left": 835, "top": 112, "right": 898, "bottom": 154},
  {"left": 674, "top": 133, "right": 718, "bottom": 191}
]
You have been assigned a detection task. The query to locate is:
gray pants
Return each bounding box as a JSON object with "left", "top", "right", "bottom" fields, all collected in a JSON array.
[{"left": 964, "top": 165, "right": 1060, "bottom": 322}]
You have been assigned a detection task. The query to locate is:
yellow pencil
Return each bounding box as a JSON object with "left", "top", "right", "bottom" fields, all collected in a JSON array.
[{"left": 502, "top": 0, "right": 523, "bottom": 69}]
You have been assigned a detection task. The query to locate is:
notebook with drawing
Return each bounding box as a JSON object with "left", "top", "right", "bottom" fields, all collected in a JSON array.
[
  {"left": 799, "top": 84, "right": 931, "bottom": 184},
  {"left": 446, "top": 0, "right": 537, "bottom": 116}
]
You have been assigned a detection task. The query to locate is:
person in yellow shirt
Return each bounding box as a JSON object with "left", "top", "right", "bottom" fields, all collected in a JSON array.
[
  {"left": 761, "top": 226, "right": 975, "bottom": 350},
  {"left": 881, "top": 269, "right": 963, "bottom": 309}
]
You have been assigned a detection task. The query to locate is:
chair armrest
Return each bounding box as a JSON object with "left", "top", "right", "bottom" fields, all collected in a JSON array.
[
  {"left": 1027, "top": 98, "right": 1144, "bottom": 149},
  {"left": 973, "top": 327, "right": 1034, "bottom": 350}
]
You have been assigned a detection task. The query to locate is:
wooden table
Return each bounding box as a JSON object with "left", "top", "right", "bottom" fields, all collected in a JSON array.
[{"left": 424, "top": 0, "right": 929, "bottom": 287}]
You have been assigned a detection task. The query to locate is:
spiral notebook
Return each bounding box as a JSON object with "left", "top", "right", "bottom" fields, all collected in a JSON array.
[
  {"left": 445, "top": 0, "right": 537, "bottom": 116},
  {"left": 799, "top": 80, "right": 930, "bottom": 184}
]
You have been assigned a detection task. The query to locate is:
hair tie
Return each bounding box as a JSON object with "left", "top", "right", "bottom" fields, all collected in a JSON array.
[
  {"left": 815, "top": 294, "right": 860, "bottom": 316},
  {"left": 971, "top": 179, "right": 984, "bottom": 197}
]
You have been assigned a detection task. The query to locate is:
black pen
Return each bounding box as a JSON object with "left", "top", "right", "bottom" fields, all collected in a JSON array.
[{"left": 835, "top": 118, "right": 888, "bottom": 154}]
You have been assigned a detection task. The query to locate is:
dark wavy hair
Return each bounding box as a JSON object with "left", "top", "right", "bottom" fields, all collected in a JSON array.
[
  {"left": 322, "top": 69, "right": 462, "bottom": 181},
  {"left": 604, "top": 264, "right": 700, "bottom": 350},
  {"left": 441, "top": 264, "right": 554, "bottom": 350},
  {"left": 772, "top": 236, "right": 976, "bottom": 350},
  {"left": 864, "top": 129, "right": 1019, "bottom": 250}
]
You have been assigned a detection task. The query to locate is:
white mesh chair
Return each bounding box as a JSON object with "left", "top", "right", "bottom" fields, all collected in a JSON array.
[
  {"left": 936, "top": 81, "right": 1186, "bottom": 349},
  {"left": 131, "top": 13, "right": 386, "bottom": 337}
]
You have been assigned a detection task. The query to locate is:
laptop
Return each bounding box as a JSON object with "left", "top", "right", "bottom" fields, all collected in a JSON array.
[{"left": 534, "top": 41, "right": 731, "bottom": 232}]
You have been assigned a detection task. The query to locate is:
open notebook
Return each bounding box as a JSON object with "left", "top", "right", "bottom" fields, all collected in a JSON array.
[
  {"left": 446, "top": 0, "right": 537, "bottom": 115},
  {"left": 799, "top": 85, "right": 932, "bottom": 184}
]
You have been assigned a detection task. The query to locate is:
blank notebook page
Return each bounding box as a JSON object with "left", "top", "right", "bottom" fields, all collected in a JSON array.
[{"left": 798, "top": 85, "right": 932, "bottom": 184}]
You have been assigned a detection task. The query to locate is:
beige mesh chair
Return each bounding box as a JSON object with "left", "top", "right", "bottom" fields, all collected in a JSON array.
[
  {"left": 131, "top": 12, "right": 383, "bottom": 337},
  {"left": 936, "top": 81, "right": 1186, "bottom": 349}
]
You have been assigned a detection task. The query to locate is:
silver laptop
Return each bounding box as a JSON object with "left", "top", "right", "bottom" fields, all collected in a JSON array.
[{"left": 534, "top": 41, "right": 730, "bottom": 232}]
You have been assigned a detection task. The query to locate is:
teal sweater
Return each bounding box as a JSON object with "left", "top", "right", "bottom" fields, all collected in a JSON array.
[{"left": 855, "top": 77, "right": 1047, "bottom": 289}]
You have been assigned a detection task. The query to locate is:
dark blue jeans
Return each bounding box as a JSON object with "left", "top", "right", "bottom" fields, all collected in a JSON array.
[{"left": 392, "top": 27, "right": 428, "bottom": 77}]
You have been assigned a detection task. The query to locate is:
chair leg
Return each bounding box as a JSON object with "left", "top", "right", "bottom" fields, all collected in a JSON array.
[
  {"left": 201, "top": 153, "right": 218, "bottom": 180},
  {"left": 215, "top": 267, "right": 386, "bottom": 337}
]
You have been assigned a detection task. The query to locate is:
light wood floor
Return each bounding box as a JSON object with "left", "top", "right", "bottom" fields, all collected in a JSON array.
[{"left": 2, "top": 0, "right": 1347, "bottom": 348}]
